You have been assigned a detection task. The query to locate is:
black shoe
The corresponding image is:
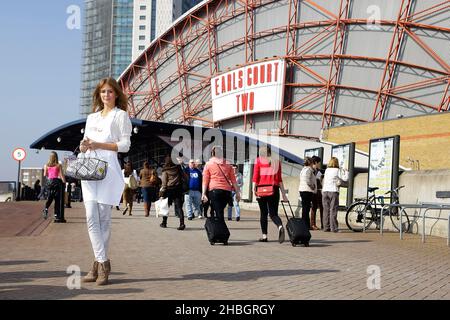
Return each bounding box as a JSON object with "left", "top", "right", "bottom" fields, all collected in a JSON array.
[
  {"left": 122, "top": 207, "right": 128, "bottom": 215},
  {"left": 188, "top": 217, "right": 193, "bottom": 221},
  {"left": 116, "top": 206, "right": 120, "bottom": 211},
  {"left": 259, "top": 238, "right": 268, "bottom": 242},
  {"left": 278, "top": 226, "right": 285, "bottom": 244},
  {"left": 228, "top": 217, "right": 232, "bottom": 221},
  {"left": 177, "top": 224, "right": 186, "bottom": 230},
  {"left": 160, "top": 222, "right": 167, "bottom": 228},
  {"left": 236, "top": 217, "right": 240, "bottom": 222}
]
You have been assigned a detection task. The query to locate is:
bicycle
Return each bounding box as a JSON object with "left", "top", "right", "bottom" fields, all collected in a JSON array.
[{"left": 345, "top": 186, "right": 411, "bottom": 232}]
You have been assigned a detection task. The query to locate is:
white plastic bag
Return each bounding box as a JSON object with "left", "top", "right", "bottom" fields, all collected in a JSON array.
[{"left": 155, "top": 197, "right": 169, "bottom": 217}]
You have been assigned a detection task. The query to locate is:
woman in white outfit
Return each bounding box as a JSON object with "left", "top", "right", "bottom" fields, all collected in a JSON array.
[
  {"left": 322, "top": 157, "right": 349, "bottom": 233},
  {"left": 79, "top": 77, "right": 132, "bottom": 285}
]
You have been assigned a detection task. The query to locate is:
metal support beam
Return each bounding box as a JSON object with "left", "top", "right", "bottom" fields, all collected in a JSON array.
[
  {"left": 322, "top": 0, "right": 350, "bottom": 128},
  {"left": 373, "top": 0, "right": 414, "bottom": 121}
]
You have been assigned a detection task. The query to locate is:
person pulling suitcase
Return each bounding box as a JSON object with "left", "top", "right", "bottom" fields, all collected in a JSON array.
[
  {"left": 202, "top": 146, "right": 240, "bottom": 245},
  {"left": 281, "top": 200, "right": 311, "bottom": 247}
]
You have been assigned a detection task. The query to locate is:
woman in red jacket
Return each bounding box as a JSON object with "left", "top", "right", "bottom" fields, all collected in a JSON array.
[{"left": 253, "top": 145, "right": 288, "bottom": 243}]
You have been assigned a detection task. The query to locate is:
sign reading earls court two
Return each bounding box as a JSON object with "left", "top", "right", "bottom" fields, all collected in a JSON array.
[{"left": 211, "top": 59, "right": 286, "bottom": 122}]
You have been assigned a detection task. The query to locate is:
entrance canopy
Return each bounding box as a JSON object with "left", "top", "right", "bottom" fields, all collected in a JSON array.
[{"left": 30, "top": 119, "right": 307, "bottom": 165}]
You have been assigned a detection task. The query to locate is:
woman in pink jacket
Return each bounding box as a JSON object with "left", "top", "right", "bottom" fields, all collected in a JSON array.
[{"left": 202, "top": 146, "right": 241, "bottom": 221}]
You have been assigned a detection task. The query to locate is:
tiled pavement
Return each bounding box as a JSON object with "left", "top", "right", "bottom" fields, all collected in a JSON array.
[{"left": 0, "top": 201, "right": 449, "bottom": 300}]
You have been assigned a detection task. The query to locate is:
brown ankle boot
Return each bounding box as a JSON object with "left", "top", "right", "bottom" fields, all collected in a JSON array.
[
  {"left": 96, "top": 261, "right": 110, "bottom": 285},
  {"left": 144, "top": 203, "right": 149, "bottom": 217},
  {"left": 104, "top": 259, "right": 111, "bottom": 273},
  {"left": 82, "top": 261, "right": 98, "bottom": 283}
]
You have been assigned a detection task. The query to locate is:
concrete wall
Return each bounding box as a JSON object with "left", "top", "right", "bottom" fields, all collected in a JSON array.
[{"left": 241, "top": 169, "right": 450, "bottom": 239}]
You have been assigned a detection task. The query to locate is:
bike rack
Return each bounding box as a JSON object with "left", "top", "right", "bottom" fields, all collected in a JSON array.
[{"left": 380, "top": 203, "right": 450, "bottom": 246}]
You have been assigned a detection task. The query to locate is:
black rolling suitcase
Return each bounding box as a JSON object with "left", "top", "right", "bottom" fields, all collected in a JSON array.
[
  {"left": 205, "top": 216, "right": 230, "bottom": 245},
  {"left": 281, "top": 200, "right": 311, "bottom": 247}
]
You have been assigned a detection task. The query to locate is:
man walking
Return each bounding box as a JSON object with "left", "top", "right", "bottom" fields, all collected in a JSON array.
[{"left": 185, "top": 159, "right": 203, "bottom": 220}]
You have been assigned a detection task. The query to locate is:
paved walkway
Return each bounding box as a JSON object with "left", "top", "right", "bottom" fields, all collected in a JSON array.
[{"left": 0, "top": 201, "right": 449, "bottom": 300}]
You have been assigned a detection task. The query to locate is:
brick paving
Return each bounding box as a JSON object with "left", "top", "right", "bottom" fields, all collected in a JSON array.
[{"left": 0, "top": 201, "right": 449, "bottom": 300}]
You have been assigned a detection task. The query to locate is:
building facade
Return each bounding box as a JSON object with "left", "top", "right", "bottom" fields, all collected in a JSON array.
[
  {"left": 20, "top": 168, "right": 44, "bottom": 188},
  {"left": 80, "top": 0, "right": 202, "bottom": 116},
  {"left": 119, "top": 0, "right": 449, "bottom": 138}
]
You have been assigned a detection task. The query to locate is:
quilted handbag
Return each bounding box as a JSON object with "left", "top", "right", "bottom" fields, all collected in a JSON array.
[{"left": 64, "top": 151, "right": 108, "bottom": 181}]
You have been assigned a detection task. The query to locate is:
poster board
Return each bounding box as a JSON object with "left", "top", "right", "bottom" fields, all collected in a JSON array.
[
  {"left": 368, "top": 136, "right": 400, "bottom": 203},
  {"left": 304, "top": 147, "right": 324, "bottom": 160},
  {"left": 331, "top": 143, "right": 355, "bottom": 208}
]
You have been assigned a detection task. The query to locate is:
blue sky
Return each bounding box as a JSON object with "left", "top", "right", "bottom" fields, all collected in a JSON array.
[{"left": 0, "top": 0, "right": 83, "bottom": 181}]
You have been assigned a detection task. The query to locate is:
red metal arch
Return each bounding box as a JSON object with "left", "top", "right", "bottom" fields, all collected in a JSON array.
[{"left": 119, "top": 0, "right": 450, "bottom": 137}]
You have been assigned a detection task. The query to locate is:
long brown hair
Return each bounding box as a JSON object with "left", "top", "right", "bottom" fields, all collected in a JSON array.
[
  {"left": 92, "top": 77, "right": 128, "bottom": 113},
  {"left": 47, "top": 151, "right": 59, "bottom": 167},
  {"left": 124, "top": 162, "right": 133, "bottom": 177}
]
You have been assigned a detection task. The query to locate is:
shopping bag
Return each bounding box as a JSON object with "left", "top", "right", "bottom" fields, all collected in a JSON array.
[
  {"left": 128, "top": 175, "right": 138, "bottom": 190},
  {"left": 155, "top": 197, "right": 169, "bottom": 217}
]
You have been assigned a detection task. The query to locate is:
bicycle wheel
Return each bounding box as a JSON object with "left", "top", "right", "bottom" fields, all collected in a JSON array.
[
  {"left": 389, "top": 206, "right": 411, "bottom": 232},
  {"left": 345, "top": 202, "right": 375, "bottom": 232}
]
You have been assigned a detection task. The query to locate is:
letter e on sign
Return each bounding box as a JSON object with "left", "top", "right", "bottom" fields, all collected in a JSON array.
[{"left": 12, "top": 148, "right": 27, "bottom": 162}]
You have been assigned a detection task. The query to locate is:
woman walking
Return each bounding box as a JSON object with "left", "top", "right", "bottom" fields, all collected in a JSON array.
[
  {"left": 121, "top": 162, "right": 138, "bottom": 216},
  {"left": 139, "top": 161, "right": 160, "bottom": 217},
  {"left": 202, "top": 146, "right": 240, "bottom": 222},
  {"left": 298, "top": 157, "right": 317, "bottom": 230},
  {"left": 252, "top": 146, "right": 288, "bottom": 243},
  {"left": 159, "top": 155, "right": 186, "bottom": 230},
  {"left": 79, "top": 77, "right": 132, "bottom": 285},
  {"left": 322, "top": 157, "right": 348, "bottom": 233},
  {"left": 43, "top": 152, "right": 66, "bottom": 222}
]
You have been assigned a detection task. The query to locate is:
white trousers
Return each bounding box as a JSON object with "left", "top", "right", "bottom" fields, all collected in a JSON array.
[{"left": 85, "top": 201, "right": 112, "bottom": 263}]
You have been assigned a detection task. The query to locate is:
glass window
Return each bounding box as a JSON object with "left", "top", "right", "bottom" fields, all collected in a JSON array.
[
  {"left": 139, "top": 45, "right": 145, "bottom": 50},
  {"left": 139, "top": 35, "right": 145, "bottom": 40},
  {"left": 140, "top": 5, "right": 146, "bottom": 10},
  {"left": 139, "top": 25, "right": 146, "bottom": 30},
  {"left": 139, "top": 15, "right": 146, "bottom": 20}
]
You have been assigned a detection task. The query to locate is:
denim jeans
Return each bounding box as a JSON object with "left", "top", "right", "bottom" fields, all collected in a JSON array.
[
  {"left": 185, "top": 190, "right": 202, "bottom": 218},
  {"left": 227, "top": 191, "right": 241, "bottom": 219}
]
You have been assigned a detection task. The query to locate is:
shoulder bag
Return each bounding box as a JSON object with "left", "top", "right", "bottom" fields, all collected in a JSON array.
[{"left": 255, "top": 184, "right": 275, "bottom": 197}]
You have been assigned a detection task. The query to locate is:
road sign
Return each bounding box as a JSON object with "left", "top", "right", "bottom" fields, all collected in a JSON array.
[{"left": 12, "top": 148, "right": 27, "bottom": 162}]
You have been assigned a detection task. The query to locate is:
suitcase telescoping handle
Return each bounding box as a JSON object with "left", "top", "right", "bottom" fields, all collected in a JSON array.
[{"left": 281, "top": 200, "right": 295, "bottom": 220}]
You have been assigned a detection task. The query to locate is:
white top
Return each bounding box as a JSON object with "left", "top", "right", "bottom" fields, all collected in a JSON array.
[
  {"left": 81, "top": 108, "right": 132, "bottom": 206},
  {"left": 322, "top": 168, "right": 349, "bottom": 193},
  {"left": 299, "top": 166, "right": 317, "bottom": 193},
  {"left": 122, "top": 169, "right": 139, "bottom": 183},
  {"left": 83, "top": 108, "right": 132, "bottom": 153}
]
